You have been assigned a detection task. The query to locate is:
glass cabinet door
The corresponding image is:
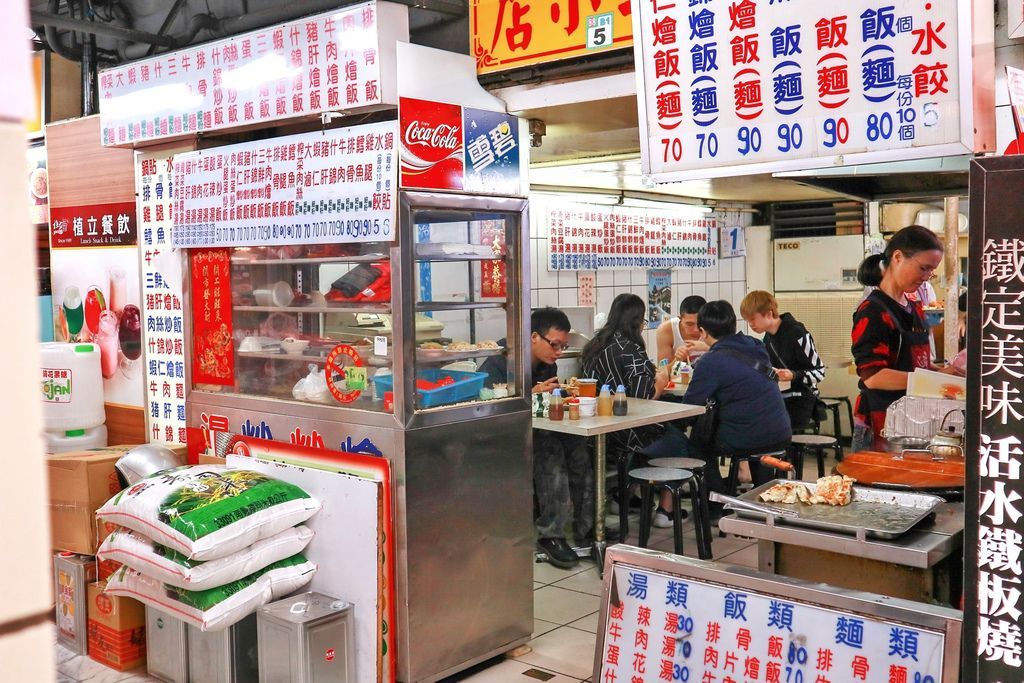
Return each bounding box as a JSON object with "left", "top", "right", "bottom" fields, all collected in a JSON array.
[{"left": 404, "top": 203, "right": 525, "bottom": 413}]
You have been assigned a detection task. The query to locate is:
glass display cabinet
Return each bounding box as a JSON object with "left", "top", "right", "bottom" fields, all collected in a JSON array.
[{"left": 186, "top": 190, "right": 532, "bottom": 682}]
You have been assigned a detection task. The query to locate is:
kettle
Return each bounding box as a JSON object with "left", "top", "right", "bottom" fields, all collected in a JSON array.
[{"left": 927, "top": 409, "right": 965, "bottom": 460}]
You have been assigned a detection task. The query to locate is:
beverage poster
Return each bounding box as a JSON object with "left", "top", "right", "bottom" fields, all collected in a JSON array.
[{"left": 647, "top": 269, "right": 672, "bottom": 329}]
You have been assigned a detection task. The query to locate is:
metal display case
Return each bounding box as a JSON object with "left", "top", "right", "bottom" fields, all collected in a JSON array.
[{"left": 186, "top": 191, "right": 532, "bottom": 682}]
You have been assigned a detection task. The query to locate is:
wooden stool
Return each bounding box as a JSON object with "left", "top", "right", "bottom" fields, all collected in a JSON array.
[
  {"left": 649, "top": 457, "right": 713, "bottom": 560},
  {"left": 790, "top": 433, "right": 843, "bottom": 479},
  {"left": 628, "top": 467, "right": 693, "bottom": 556}
]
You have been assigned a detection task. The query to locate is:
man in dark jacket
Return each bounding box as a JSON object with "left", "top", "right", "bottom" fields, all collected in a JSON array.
[
  {"left": 682, "top": 300, "right": 793, "bottom": 501},
  {"left": 740, "top": 291, "right": 826, "bottom": 430}
]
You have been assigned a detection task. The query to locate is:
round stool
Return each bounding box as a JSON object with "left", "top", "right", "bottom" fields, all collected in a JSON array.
[
  {"left": 720, "top": 448, "right": 790, "bottom": 537},
  {"left": 820, "top": 396, "right": 854, "bottom": 449},
  {"left": 628, "top": 467, "right": 693, "bottom": 556},
  {"left": 790, "top": 433, "right": 842, "bottom": 479},
  {"left": 648, "top": 457, "right": 713, "bottom": 560}
]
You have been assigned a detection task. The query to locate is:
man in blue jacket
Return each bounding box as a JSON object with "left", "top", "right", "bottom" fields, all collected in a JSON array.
[{"left": 682, "top": 300, "right": 793, "bottom": 509}]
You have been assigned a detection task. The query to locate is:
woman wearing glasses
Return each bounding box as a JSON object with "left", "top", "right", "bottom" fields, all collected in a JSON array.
[{"left": 851, "top": 225, "right": 963, "bottom": 451}]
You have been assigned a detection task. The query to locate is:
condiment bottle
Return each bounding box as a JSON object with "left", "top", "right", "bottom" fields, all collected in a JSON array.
[
  {"left": 613, "top": 384, "right": 628, "bottom": 416},
  {"left": 548, "top": 389, "right": 564, "bottom": 421},
  {"left": 597, "top": 384, "right": 614, "bottom": 417},
  {"left": 568, "top": 400, "right": 581, "bottom": 421}
]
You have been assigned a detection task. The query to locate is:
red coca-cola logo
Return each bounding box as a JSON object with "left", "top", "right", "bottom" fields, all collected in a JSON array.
[{"left": 404, "top": 121, "right": 461, "bottom": 151}]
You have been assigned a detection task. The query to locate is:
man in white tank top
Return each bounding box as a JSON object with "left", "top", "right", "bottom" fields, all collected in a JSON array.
[{"left": 656, "top": 295, "right": 709, "bottom": 366}]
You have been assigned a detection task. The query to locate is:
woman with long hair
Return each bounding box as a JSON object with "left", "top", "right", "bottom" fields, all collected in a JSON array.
[{"left": 852, "top": 225, "right": 963, "bottom": 450}]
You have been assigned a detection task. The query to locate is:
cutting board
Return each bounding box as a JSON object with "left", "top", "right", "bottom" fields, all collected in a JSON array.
[{"left": 836, "top": 451, "right": 965, "bottom": 489}]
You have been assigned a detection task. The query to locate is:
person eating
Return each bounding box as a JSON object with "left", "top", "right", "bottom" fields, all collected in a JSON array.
[{"left": 656, "top": 295, "right": 709, "bottom": 366}]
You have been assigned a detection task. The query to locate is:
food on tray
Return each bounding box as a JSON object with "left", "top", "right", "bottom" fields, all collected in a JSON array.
[
  {"left": 758, "top": 475, "right": 855, "bottom": 506},
  {"left": 447, "top": 341, "right": 478, "bottom": 352},
  {"left": 420, "top": 341, "right": 444, "bottom": 350},
  {"left": 940, "top": 383, "right": 966, "bottom": 400},
  {"left": 478, "top": 340, "right": 501, "bottom": 349}
]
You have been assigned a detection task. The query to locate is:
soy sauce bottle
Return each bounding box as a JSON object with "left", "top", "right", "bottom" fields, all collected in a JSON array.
[{"left": 613, "top": 384, "right": 628, "bottom": 416}]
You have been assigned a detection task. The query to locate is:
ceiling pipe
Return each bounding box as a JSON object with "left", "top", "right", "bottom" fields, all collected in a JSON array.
[
  {"left": 43, "top": 0, "right": 82, "bottom": 62},
  {"left": 34, "top": 7, "right": 178, "bottom": 48}
]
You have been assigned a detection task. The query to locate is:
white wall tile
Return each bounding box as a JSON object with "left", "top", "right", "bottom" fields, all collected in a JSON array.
[{"left": 537, "top": 289, "right": 559, "bottom": 308}]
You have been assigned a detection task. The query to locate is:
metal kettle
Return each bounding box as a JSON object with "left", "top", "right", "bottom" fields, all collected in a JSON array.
[{"left": 927, "top": 409, "right": 965, "bottom": 460}]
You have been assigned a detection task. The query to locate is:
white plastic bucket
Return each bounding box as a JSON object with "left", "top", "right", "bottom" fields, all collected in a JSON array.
[
  {"left": 40, "top": 343, "right": 105, "bottom": 432},
  {"left": 44, "top": 424, "right": 108, "bottom": 454}
]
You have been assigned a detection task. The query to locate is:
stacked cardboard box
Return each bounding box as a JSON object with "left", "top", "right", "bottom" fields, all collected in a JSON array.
[{"left": 87, "top": 579, "right": 146, "bottom": 671}]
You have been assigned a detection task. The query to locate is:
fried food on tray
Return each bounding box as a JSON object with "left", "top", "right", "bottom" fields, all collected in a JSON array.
[
  {"left": 478, "top": 340, "right": 501, "bottom": 349},
  {"left": 446, "top": 341, "right": 478, "bottom": 352},
  {"left": 758, "top": 475, "right": 855, "bottom": 506}
]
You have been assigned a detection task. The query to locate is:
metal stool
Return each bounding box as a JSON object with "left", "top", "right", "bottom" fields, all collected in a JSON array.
[
  {"left": 628, "top": 467, "right": 692, "bottom": 556},
  {"left": 820, "top": 396, "right": 854, "bottom": 449},
  {"left": 790, "top": 433, "right": 843, "bottom": 479},
  {"left": 720, "top": 448, "right": 790, "bottom": 537},
  {"left": 649, "top": 457, "right": 713, "bottom": 560}
]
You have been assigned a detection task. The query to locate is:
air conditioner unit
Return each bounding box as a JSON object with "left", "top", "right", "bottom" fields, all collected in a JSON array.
[{"left": 774, "top": 235, "right": 865, "bottom": 292}]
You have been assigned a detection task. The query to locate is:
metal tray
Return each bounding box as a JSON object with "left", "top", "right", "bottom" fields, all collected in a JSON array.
[{"left": 732, "top": 479, "right": 944, "bottom": 540}]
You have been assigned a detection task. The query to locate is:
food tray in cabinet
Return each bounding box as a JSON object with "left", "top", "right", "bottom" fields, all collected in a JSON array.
[
  {"left": 372, "top": 368, "right": 487, "bottom": 408},
  {"left": 733, "top": 479, "right": 944, "bottom": 540}
]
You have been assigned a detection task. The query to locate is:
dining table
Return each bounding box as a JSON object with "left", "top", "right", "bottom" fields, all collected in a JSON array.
[{"left": 533, "top": 397, "right": 705, "bottom": 573}]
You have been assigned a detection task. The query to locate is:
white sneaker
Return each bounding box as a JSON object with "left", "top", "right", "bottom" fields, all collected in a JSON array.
[
  {"left": 609, "top": 499, "right": 620, "bottom": 515},
  {"left": 653, "top": 509, "right": 673, "bottom": 528}
]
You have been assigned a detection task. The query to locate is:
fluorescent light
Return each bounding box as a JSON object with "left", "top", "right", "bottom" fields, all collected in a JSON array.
[
  {"left": 221, "top": 54, "right": 300, "bottom": 91},
  {"left": 531, "top": 190, "right": 621, "bottom": 206},
  {"left": 621, "top": 197, "right": 713, "bottom": 213}
]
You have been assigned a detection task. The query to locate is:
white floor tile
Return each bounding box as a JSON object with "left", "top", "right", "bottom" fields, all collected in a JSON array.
[
  {"left": 534, "top": 618, "right": 561, "bottom": 638},
  {"left": 551, "top": 567, "right": 603, "bottom": 597},
  {"left": 514, "top": 625, "right": 598, "bottom": 680},
  {"left": 719, "top": 542, "right": 760, "bottom": 569},
  {"left": 454, "top": 658, "right": 584, "bottom": 682},
  {"left": 58, "top": 654, "right": 142, "bottom": 683},
  {"left": 534, "top": 560, "right": 592, "bottom": 585},
  {"left": 535, "top": 581, "right": 546, "bottom": 590},
  {"left": 533, "top": 586, "right": 601, "bottom": 625},
  {"left": 568, "top": 612, "right": 599, "bottom": 634}
]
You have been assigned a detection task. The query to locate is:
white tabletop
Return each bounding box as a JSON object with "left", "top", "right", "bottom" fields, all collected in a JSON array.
[{"left": 533, "top": 397, "right": 705, "bottom": 437}]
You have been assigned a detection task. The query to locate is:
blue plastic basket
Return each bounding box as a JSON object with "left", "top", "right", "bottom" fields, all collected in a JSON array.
[
  {"left": 924, "top": 309, "right": 944, "bottom": 327},
  {"left": 372, "top": 368, "right": 488, "bottom": 408}
]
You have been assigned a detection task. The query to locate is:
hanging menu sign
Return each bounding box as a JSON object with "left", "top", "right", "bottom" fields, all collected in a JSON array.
[
  {"left": 137, "top": 149, "right": 187, "bottom": 446},
  {"left": 99, "top": 1, "right": 407, "bottom": 146},
  {"left": 596, "top": 549, "right": 961, "bottom": 683},
  {"left": 633, "top": 0, "right": 974, "bottom": 181},
  {"left": 547, "top": 202, "right": 717, "bottom": 271},
  {"left": 172, "top": 121, "right": 397, "bottom": 248}
]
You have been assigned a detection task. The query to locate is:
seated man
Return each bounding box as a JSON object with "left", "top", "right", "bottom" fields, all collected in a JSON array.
[
  {"left": 682, "top": 301, "right": 793, "bottom": 506},
  {"left": 480, "top": 308, "right": 593, "bottom": 569},
  {"left": 656, "top": 295, "right": 709, "bottom": 366},
  {"left": 740, "top": 291, "right": 826, "bottom": 431}
]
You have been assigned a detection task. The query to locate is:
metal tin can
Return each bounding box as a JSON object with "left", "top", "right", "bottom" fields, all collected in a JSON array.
[
  {"left": 54, "top": 552, "right": 96, "bottom": 656},
  {"left": 146, "top": 607, "right": 189, "bottom": 683},
  {"left": 187, "top": 613, "right": 258, "bottom": 683},
  {"left": 257, "top": 592, "right": 354, "bottom": 683}
]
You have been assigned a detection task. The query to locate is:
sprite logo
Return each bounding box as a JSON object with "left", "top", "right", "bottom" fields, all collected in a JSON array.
[{"left": 42, "top": 376, "right": 73, "bottom": 402}]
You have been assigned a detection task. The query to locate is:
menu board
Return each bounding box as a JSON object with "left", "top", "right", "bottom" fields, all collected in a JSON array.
[
  {"left": 547, "top": 203, "right": 718, "bottom": 271},
  {"left": 633, "top": 0, "right": 971, "bottom": 181},
  {"left": 599, "top": 561, "right": 950, "bottom": 683},
  {"left": 172, "top": 121, "right": 397, "bottom": 248},
  {"left": 137, "top": 149, "right": 187, "bottom": 445},
  {"left": 99, "top": 1, "right": 402, "bottom": 146}
]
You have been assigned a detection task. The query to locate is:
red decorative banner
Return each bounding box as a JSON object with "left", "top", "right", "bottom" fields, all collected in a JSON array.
[
  {"left": 190, "top": 249, "right": 233, "bottom": 385},
  {"left": 50, "top": 201, "right": 137, "bottom": 248},
  {"left": 399, "top": 97, "right": 464, "bottom": 191}
]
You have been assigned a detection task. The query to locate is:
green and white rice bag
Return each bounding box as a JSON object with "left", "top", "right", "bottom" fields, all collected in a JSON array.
[
  {"left": 97, "top": 525, "right": 314, "bottom": 591},
  {"left": 104, "top": 554, "right": 316, "bottom": 631},
  {"left": 96, "top": 465, "right": 321, "bottom": 561}
]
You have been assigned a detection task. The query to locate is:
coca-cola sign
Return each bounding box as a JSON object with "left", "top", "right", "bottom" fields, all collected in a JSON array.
[{"left": 399, "top": 97, "right": 465, "bottom": 191}]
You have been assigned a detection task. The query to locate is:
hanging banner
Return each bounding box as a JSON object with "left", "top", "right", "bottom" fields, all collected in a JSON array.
[
  {"left": 721, "top": 225, "right": 747, "bottom": 258},
  {"left": 399, "top": 97, "right": 524, "bottom": 196},
  {"left": 172, "top": 121, "right": 397, "bottom": 248},
  {"left": 632, "top": 0, "right": 977, "bottom": 182},
  {"left": 471, "top": 0, "right": 633, "bottom": 74},
  {"left": 99, "top": 1, "right": 408, "bottom": 146},
  {"left": 138, "top": 149, "right": 188, "bottom": 446},
  {"left": 189, "top": 248, "right": 233, "bottom": 386},
  {"left": 547, "top": 202, "right": 718, "bottom": 271}
]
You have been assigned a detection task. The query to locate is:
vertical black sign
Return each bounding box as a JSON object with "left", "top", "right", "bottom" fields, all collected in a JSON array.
[{"left": 965, "top": 155, "right": 1024, "bottom": 679}]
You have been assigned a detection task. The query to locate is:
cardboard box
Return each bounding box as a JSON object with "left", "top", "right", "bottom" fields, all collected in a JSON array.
[
  {"left": 47, "top": 446, "right": 133, "bottom": 554},
  {"left": 87, "top": 580, "right": 146, "bottom": 671}
]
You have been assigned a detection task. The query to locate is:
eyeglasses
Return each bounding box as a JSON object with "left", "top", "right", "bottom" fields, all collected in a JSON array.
[{"left": 538, "top": 332, "right": 570, "bottom": 352}]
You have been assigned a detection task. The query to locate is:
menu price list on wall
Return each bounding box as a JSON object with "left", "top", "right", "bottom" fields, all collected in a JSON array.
[
  {"left": 600, "top": 564, "right": 945, "bottom": 683},
  {"left": 99, "top": 1, "right": 390, "bottom": 146},
  {"left": 172, "top": 121, "right": 397, "bottom": 248},
  {"left": 633, "top": 0, "right": 968, "bottom": 180},
  {"left": 547, "top": 203, "right": 718, "bottom": 271},
  {"left": 137, "top": 150, "right": 187, "bottom": 445}
]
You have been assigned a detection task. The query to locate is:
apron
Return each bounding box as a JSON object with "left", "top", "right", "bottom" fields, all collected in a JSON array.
[{"left": 855, "top": 295, "right": 932, "bottom": 451}]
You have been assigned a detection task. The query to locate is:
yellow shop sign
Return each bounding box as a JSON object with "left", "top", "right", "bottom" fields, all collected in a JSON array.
[{"left": 472, "top": 0, "right": 633, "bottom": 74}]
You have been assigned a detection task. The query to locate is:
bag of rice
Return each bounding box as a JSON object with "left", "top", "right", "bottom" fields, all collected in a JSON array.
[
  {"left": 97, "top": 525, "right": 314, "bottom": 591},
  {"left": 104, "top": 554, "right": 316, "bottom": 631},
  {"left": 96, "top": 465, "right": 321, "bottom": 561}
]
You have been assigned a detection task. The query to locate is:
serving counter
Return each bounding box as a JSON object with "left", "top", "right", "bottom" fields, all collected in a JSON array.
[{"left": 719, "top": 502, "right": 964, "bottom": 606}]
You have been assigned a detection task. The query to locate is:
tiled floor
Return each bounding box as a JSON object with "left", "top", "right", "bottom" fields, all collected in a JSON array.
[{"left": 56, "top": 511, "right": 758, "bottom": 683}]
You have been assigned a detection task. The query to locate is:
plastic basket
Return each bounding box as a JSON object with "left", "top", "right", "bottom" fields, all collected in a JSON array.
[{"left": 372, "top": 368, "right": 487, "bottom": 408}]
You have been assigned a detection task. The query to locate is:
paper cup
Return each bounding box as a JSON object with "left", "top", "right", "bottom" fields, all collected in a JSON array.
[{"left": 577, "top": 396, "right": 597, "bottom": 417}]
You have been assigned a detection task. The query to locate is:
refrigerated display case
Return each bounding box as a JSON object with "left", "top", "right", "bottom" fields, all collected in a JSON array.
[{"left": 186, "top": 191, "right": 532, "bottom": 682}]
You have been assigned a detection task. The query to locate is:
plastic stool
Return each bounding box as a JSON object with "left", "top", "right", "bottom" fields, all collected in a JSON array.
[
  {"left": 790, "top": 433, "right": 843, "bottom": 479},
  {"left": 649, "top": 457, "right": 713, "bottom": 560},
  {"left": 628, "top": 467, "right": 693, "bottom": 556}
]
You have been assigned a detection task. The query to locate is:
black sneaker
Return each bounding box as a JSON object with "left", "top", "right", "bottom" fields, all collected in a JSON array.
[{"left": 537, "top": 537, "right": 579, "bottom": 569}]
